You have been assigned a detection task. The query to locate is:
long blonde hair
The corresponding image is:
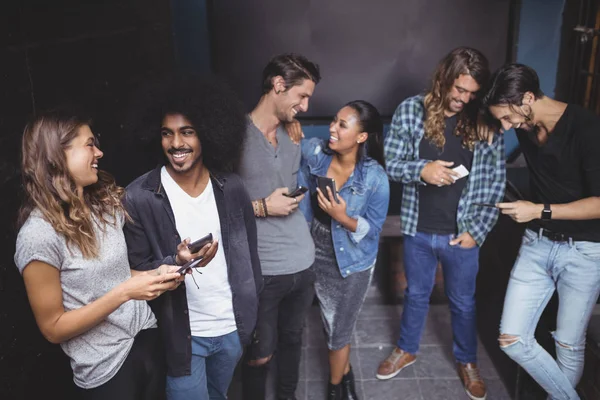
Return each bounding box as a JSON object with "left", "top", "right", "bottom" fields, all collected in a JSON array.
[
  {"left": 18, "top": 110, "right": 125, "bottom": 258},
  {"left": 423, "top": 47, "right": 489, "bottom": 150}
]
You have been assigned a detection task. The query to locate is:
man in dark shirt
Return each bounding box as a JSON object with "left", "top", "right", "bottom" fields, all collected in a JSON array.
[
  {"left": 379, "top": 48, "right": 506, "bottom": 400},
  {"left": 123, "top": 78, "right": 262, "bottom": 400},
  {"left": 484, "top": 63, "right": 600, "bottom": 400},
  {"left": 417, "top": 113, "right": 474, "bottom": 234}
]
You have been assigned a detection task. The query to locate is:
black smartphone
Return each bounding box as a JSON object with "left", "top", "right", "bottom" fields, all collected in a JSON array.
[
  {"left": 317, "top": 176, "right": 338, "bottom": 202},
  {"left": 284, "top": 185, "right": 308, "bottom": 198},
  {"left": 188, "top": 233, "right": 213, "bottom": 254},
  {"left": 473, "top": 202, "right": 497, "bottom": 208},
  {"left": 177, "top": 257, "right": 204, "bottom": 275}
]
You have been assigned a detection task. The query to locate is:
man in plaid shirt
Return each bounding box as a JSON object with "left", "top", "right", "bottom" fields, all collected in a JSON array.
[{"left": 376, "top": 47, "right": 505, "bottom": 400}]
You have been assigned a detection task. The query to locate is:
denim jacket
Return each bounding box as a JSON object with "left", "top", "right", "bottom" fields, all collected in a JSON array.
[{"left": 298, "top": 138, "right": 390, "bottom": 277}]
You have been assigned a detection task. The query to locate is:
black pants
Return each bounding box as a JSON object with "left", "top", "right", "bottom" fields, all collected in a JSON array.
[
  {"left": 79, "top": 328, "right": 166, "bottom": 400},
  {"left": 242, "top": 267, "right": 315, "bottom": 400}
]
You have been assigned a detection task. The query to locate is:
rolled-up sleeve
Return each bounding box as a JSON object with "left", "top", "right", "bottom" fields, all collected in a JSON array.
[
  {"left": 347, "top": 172, "right": 390, "bottom": 245},
  {"left": 349, "top": 215, "right": 371, "bottom": 243}
]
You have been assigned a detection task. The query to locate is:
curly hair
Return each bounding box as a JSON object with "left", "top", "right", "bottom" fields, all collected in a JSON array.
[
  {"left": 18, "top": 110, "right": 125, "bottom": 258},
  {"left": 129, "top": 75, "right": 247, "bottom": 173},
  {"left": 424, "top": 47, "right": 490, "bottom": 150}
]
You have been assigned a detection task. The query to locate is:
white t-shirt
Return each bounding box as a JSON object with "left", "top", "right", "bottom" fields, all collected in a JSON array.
[{"left": 161, "top": 167, "right": 236, "bottom": 337}]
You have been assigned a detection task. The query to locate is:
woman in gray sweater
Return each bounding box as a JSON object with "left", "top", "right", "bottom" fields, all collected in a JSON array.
[{"left": 14, "top": 110, "right": 182, "bottom": 399}]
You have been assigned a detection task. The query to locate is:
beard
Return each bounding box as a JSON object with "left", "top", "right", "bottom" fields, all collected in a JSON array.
[
  {"left": 514, "top": 106, "right": 542, "bottom": 142},
  {"left": 275, "top": 106, "right": 295, "bottom": 123},
  {"left": 444, "top": 94, "right": 467, "bottom": 115}
]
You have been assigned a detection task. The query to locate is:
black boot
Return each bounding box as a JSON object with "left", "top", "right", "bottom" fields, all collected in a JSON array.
[
  {"left": 341, "top": 366, "right": 359, "bottom": 400},
  {"left": 327, "top": 381, "right": 343, "bottom": 400}
]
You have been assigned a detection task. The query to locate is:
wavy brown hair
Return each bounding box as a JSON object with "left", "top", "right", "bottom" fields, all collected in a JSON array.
[
  {"left": 423, "top": 47, "right": 490, "bottom": 150},
  {"left": 18, "top": 110, "right": 125, "bottom": 258}
]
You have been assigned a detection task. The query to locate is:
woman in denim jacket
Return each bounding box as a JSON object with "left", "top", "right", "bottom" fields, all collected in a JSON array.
[{"left": 298, "top": 100, "right": 390, "bottom": 400}]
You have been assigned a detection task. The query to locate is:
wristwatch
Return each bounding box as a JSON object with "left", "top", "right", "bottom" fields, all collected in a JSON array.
[{"left": 541, "top": 204, "right": 552, "bottom": 220}]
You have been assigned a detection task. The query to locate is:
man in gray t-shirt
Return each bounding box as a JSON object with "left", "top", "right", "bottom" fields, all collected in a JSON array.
[
  {"left": 238, "top": 53, "right": 320, "bottom": 400},
  {"left": 239, "top": 119, "right": 314, "bottom": 275}
]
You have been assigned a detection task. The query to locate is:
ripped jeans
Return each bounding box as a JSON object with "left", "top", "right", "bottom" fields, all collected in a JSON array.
[{"left": 499, "top": 229, "right": 600, "bottom": 400}]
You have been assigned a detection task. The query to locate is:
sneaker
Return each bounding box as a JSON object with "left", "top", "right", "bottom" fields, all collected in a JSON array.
[
  {"left": 457, "top": 363, "right": 487, "bottom": 400},
  {"left": 376, "top": 347, "right": 417, "bottom": 380}
]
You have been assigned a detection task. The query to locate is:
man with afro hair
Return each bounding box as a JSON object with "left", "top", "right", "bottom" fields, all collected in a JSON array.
[{"left": 123, "top": 76, "right": 262, "bottom": 400}]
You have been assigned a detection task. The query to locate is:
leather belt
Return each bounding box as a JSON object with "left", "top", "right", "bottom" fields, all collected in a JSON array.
[{"left": 540, "top": 228, "right": 573, "bottom": 242}]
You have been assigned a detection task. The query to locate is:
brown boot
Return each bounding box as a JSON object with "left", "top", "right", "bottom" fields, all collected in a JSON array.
[
  {"left": 457, "top": 363, "right": 487, "bottom": 400},
  {"left": 376, "top": 347, "right": 416, "bottom": 380}
]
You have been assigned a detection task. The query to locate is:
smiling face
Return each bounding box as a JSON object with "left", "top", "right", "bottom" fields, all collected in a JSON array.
[
  {"left": 328, "top": 106, "right": 367, "bottom": 154},
  {"left": 273, "top": 78, "right": 315, "bottom": 122},
  {"left": 161, "top": 113, "right": 203, "bottom": 174},
  {"left": 488, "top": 103, "right": 536, "bottom": 133},
  {"left": 445, "top": 74, "right": 480, "bottom": 115},
  {"left": 64, "top": 125, "right": 103, "bottom": 193}
]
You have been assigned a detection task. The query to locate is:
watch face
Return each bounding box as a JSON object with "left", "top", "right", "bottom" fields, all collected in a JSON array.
[{"left": 542, "top": 208, "right": 552, "bottom": 220}]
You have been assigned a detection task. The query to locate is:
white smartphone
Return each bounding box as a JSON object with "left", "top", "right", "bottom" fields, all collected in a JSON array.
[{"left": 452, "top": 164, "right": 470, "bottom": 181}]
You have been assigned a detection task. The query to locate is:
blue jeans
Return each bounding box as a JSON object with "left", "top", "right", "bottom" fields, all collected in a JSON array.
[
  {"left": 500, "top": 229, "right": 600, "bottom": 400},
  {"left": 166, "top": 330, "right": 242, "bottom": 400},
  {"left": 398, "top": 231, "right": 480, "bottom": 363}
]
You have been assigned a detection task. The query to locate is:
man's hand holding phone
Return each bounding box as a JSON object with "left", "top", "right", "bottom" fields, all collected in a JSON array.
[
  {"left": 175, "top": 235, "right": 219, "bottom": 273},
  {"left": 265, "top": 187, "right": 303, "bottom": 216},
  {"left": 421, "top": 160, "right": 461, "bottom": 186}
]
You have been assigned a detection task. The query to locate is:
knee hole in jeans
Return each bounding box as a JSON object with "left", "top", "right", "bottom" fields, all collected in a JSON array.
[
  {"left": 498, "top": 334, "right": 519, "bottom": 348},
  {"left": 551, "top": 331, "right": 584, "bottom": 351},
  {"left": 246, "top": 354, "right": 272, "bottom": 367},
  {"left": 556, "top": 340, "right": 575, "bottom": 350}
]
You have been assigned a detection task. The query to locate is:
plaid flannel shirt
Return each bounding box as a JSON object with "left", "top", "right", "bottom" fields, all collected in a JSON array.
[{"left": 384, "top": 94, "right": 506, "bottom": 246}]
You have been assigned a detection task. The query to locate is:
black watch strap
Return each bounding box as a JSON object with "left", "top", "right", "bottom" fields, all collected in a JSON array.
[{"left": 541, "top": 203, "right": 552, "bottom": 220}]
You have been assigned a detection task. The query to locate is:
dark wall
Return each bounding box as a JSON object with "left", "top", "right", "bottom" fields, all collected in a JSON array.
[
  {"left": 0, "top": 1, "right": 175, "bottom": 399},
  {"left": 209, "top": 0, "right": 512, "bottom": 118}
]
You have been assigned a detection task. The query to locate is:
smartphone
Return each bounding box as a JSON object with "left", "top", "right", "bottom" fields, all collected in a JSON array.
[
  {"left": 188, "top": 233, "right": 213, "bottom": 254},
  {"left": 283, "top": 185, "right": 308, "bottom": 198},
  {"left": 451, "top": 164, "right": 470, "bottom": 181},
  {"left": 177, "top": 257, "right": 204, "bottom": 275},
  {"left": 316, "top": 176, "right": 338, "bottom": 202},
  {"left": 473, "top": 202, "right": 497, "bottom": 208}
]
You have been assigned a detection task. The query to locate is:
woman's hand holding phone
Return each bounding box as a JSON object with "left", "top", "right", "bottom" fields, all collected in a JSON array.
[
  {"left": 155, "top": 265, "right": 186, "bottom": 289},
  {"left": 122, "top": 268, "right": 182, "bottom": 300},
  {"left": 316, "top": 186, "right": 347, "bottom": 222}
]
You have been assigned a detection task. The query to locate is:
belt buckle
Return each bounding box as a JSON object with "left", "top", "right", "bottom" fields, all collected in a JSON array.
[{"left": 545, "top": 229, "right": 568, "bottom": 242}]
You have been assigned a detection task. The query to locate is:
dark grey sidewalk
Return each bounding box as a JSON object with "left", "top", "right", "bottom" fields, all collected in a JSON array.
[{"left": 229, "top": 283, "right": 511, "bottom": 400}]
